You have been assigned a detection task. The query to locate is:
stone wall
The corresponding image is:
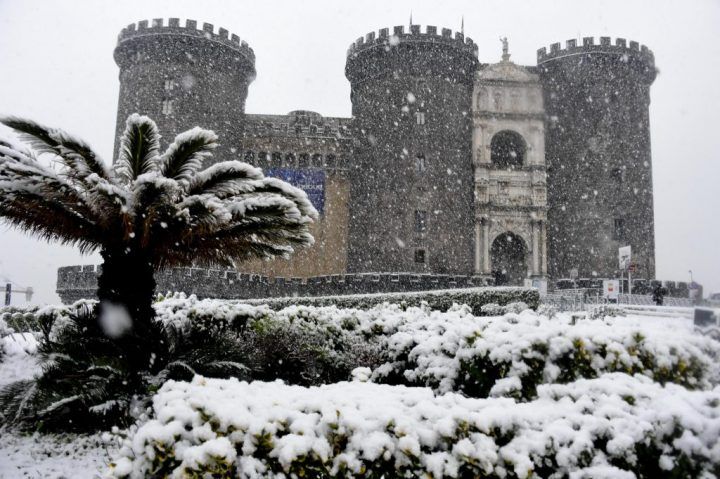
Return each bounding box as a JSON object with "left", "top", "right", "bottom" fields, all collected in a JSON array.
[{"left": 56, "top": 265, "right": 493, "bottom": 305}]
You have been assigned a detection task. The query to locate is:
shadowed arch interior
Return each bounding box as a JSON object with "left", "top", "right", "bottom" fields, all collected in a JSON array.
[
  {"left": 491, "top": 231, "right": 528, "bottom": 285},
  {"left": 490, "top": 130, "right": 526, "bottom": 168}
]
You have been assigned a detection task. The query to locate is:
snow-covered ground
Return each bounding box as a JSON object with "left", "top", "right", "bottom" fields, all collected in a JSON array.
[
  {"left": 0, "top": 432, "right": 113, "bottom": 479},
  {"left": 0, "top": 333, "right": 115, "bottom": 479}
]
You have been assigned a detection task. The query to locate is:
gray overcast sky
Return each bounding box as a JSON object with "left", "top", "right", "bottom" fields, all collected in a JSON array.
[{"left": 0, "top": 0, "right": 718, "bottom": 304}]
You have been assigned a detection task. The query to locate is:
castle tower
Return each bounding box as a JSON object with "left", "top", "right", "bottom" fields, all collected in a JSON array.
[
  {"left": 537, "top": 37, "right": 657, "bottom": 280},
  {"left": 113, "top": 18, "right": 256, "bottom": 161},
  {"left": 345, "top": 25, "right": 479, "bottom": 274},
  {"left": 472, "top": 41, "right": 548, "bottom": 285}
]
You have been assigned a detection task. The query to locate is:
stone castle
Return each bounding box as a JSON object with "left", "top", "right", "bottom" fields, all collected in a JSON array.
[{"left": 57, "top": 18, "right": 658, "bottom": 302}]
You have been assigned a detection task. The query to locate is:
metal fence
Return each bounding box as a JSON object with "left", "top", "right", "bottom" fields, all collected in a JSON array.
[{"left": 542, "top": 289, "right": 695, "bottom": 312}]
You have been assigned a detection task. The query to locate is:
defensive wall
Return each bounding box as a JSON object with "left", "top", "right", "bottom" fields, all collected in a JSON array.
[{"left": 56, "top": 265, "right": 493, "bottom": 305}]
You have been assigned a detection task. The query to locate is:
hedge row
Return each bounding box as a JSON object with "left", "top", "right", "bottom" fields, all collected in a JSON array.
[
  {"left": 152, "top": 296, "right": 720, "bottom": 398},
  {"left": 236, "top": 286, "right": 539, "bottom": 316},
  {"left": 109, "top": 374, "right": 720, "bottom": 478},
  {"left": 370, "top": 306, "right": 720, "bottom": 398}
]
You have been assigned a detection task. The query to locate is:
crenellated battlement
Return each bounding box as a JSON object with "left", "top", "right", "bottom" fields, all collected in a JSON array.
[
  {"left": 537, "top": 36, "right": 654, "bottom": 67},
  {"left": 56, "top": 265, "right": 492, "bottom": 304},
  {"left": 346, "top": 24, "right": 478, "bottom": 58},
  {"left": 116, "top": 18, "right": 255, "bottom": 63}
]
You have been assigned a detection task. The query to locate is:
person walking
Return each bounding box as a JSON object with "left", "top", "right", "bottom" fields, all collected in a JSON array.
[{"left": 652, "top": 283, "right": 667, "bottom": 306}]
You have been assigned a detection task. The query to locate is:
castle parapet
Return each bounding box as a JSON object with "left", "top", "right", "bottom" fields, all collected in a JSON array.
[
  {"left": 537, "top": 36, "right": 654, "bottom": 68},
  {"left": 346, "top": 24, "right": 478, "bottom": 58},
  {"left": 116, "top": 18, "right": 255, "bottom": 65}
]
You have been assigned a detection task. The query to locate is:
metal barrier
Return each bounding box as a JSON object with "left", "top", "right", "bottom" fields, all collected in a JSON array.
[{"left": 543, "top": 290, "right": 695, "bottom": 312}]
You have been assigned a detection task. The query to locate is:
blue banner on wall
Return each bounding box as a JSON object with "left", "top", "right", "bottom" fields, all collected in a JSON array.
[{"left": 266, "top": 168, "right": 326, "bottom": 215}]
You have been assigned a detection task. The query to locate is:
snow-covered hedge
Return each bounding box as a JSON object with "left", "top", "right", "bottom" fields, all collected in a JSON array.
[
  {"left": 370, "top": 307, "right": 720, "bottom": 398},
  {"left": 109, "top": 374, "right": 720, "bottom": 478},
  {"left": 151, "top": 297, "right": 720, "bottom": 396},
  {"left": 0, "top": 302, "right": 89, "bottom": 340},
  {"left": 239, "top": 286, "right": 539, "bottom": 315},
  {"left": 0, "top": 306, "right": 42, "bottom": 333}
]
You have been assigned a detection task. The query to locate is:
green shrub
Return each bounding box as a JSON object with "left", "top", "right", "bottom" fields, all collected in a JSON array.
[{"left": 241, "top": 286, "right": 539, "bottom": 315}]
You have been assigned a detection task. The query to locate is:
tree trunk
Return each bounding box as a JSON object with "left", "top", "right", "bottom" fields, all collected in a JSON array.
[{"left": 96, "top": 247, "right": 162, "bottom": 372}]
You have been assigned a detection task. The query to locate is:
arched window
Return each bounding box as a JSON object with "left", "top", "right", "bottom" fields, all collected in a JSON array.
[
  {"left": 299, "top": 153, "right": 310, "bottom": 167},
  {"left": 490, "top": 130, "right": 526, "bottom": 168},
  {"left": 284, "top": 153, "right": 296, "bottom": 167}
]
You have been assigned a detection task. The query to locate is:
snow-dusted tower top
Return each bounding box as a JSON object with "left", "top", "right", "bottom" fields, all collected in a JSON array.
[{"left": 113, "top": 18, "right": 256, "bottom": 162}]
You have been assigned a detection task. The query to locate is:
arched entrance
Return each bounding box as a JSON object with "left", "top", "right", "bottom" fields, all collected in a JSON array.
[{"left": 491, "top": 232, "right": 528, "bottom": 285}]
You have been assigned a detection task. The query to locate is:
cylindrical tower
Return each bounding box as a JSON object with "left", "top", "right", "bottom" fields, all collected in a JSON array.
[
  {"left": 537, "top": 37, "right": 657, "bottom": 280},
  {"left": 345, "top": 25, "right": 479, "bottom": 274},
  {"left": 113, "top": 18, "right": 256, "bottom": 161}
]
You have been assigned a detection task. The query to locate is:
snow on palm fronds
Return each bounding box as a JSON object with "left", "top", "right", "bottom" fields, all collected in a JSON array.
[{"left": 0, "top": 114, "right": 318, "bottom": 267}]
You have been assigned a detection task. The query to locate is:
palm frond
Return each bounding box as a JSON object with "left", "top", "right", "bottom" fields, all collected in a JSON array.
[
  {"left": 243, "top": 177, "right": 319, "bottom": 220},
  {"left": 0, "top": 116, "right": 111, "bottom": 182},
  {"left": 114, "top": 114, "right": 160, "bottom": 184},
  {"left": 159, "top": 127, "right": 217, "bottom": 185},
  {"left": 0, "top": 147, "right": 103, "bottom": 251},
  {"left": 50, "top": 128, "right": 111, "bottom": 180},
  {"left": 131, "top": 173, "right": 182, "bottom": 246},
  {"left": 186, "top": 160, "right": 263, "bottom": 197},
  {"left": 0, "top": 379, "right": 39, "bottom": 425},
  {"left": 0, "top": 116, "right": 58, "bottom": 156}
]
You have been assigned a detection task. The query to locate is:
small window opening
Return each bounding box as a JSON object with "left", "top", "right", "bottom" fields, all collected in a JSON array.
[
  {"left": 161, "top": 99, "right": 173, "bottom": 115},
  {"left": 613, "top": 218, "right": 626, "bottom": 240},
  {"left": 414, "top": 249, "right": 426, "bottom": 264},
  {"left": 414, "top": 210, "right": 427, "bottom": 232},
  {"left": 415, "top": 154, "right": 426, "bottom": 173}
]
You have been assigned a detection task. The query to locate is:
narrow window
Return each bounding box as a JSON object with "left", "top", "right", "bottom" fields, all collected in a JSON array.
[
  {"left": 161, "top": 99, "right": 173, "bottom": 115},
  {"left": 164, "top": 79, "right": 174, "bottom": 91},
  {"left": 611, "top": 167, "right": 624, "bottom": 183},
  {"left": 243, "top": 151, "right": 255, "bottom": 162},
  {"left": 414, "top": 249, "right": 426, "bottom": 264},
  {"left": 414, "top": 210, "right": 427, "bottom": 232},
  {"left": 415, "top": 154, "right": 426, "bottom": 173},
  {"left": 326, "top": 154, "right": 337, "bottom": 168},
  {"left": 415, "top": 111, "right": 425, "bottom": 125},
  {"left": 613, "top": 218, "right": 626, "bottom": 240}
]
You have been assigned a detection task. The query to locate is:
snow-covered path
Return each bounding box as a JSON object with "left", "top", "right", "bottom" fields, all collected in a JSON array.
[
  {"left": 0, "top": 334, "right": 112, "bottom": 478},
  {"left": 0, "top": 433, "right": 111, "bottom": 479}
]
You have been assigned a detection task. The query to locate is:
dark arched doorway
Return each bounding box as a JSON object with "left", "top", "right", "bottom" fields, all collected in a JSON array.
[
  {"left": 491, "top": 232, "right": 528, "bottom": 285},
  {"left": 490, "top": 130, "right": 526, "bottom": 168}
]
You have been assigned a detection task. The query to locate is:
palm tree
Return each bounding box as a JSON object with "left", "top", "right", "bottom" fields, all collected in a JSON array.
[{"left": 0, "top": 114, "right": 317, "bottom": 360}]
